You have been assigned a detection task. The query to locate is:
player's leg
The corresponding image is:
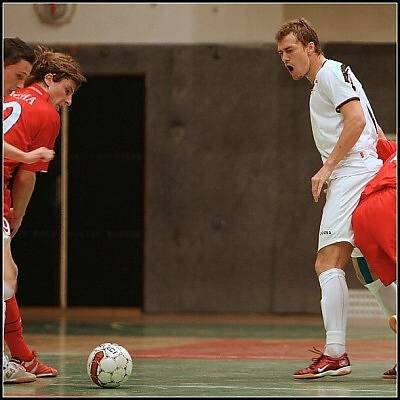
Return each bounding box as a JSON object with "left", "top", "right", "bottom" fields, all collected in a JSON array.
[
  {"left": 5, "top": 295, "right": 59, "bottom": 378},
  {"left": 293, "top": 242, "right": 352, "bottom": 379},
  {"left": 351, "top": 190, "right": 397, "bottom": 379},
  {"left": 382, "top": 312, "right": 397, "bottom": 380},
  {"left": 351, "top": 252, "right": 397, "bottom": 379},
  {"left": 315, "top": 242, "right": 352, "bottom": 359},
  {"left": 351, "top": 251, "right": 396, "bottom": 319},
  {"left": 3, "top": 218, "right": 18, "bottom": 299},
  {"left": 383, "top": 314, "right": 397, "bottom": 379},
  {"left": 293, "top": 173, "right": 374, "bottom": 379},
  {"left": 3, "top": 219, "right": 36, "bottom": 384},
  {"left": 3, "top": 220, "right": 58, "bottom": 378}
]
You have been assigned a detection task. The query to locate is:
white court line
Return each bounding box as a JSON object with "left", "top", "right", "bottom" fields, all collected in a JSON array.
[{"left": 132, "top": 383, "right": 395, "bottom": 394}]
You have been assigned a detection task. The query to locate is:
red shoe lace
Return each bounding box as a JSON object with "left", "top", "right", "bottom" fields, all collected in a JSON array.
[{"left": 307, "top": 347, "right": 325, "bottom": 368}]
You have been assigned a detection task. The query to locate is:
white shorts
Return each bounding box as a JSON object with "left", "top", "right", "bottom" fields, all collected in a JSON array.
[{"left": 318, "top": 169, "right": 380, "bottom": 251}]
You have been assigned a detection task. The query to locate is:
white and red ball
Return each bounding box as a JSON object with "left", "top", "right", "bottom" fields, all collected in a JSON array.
[{"left": 87, "top": 342, "right": 133, "bottom": 388}]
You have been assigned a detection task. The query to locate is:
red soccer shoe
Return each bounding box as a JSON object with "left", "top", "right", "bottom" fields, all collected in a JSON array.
[
  {"left": 383, "top": 364, "right": 397, "bottom": 380},
  {"left": 293, "top": 347, "right": 351, "bottom": 379},
  {"left": 11, "top": 351, "right": 58, "bottom": 378}
]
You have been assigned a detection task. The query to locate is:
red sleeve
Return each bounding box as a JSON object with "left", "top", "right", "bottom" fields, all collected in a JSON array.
[
  {"left": 20, "top": 109, "right": 60, "bottom": 173},
  {"left": 376, "top": 139, "right": 396, "bottom": 162}
]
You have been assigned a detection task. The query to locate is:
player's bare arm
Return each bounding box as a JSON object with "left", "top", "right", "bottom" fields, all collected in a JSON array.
[
  {"left": 311, "top": 100, "right": 366, "bottom": 202},
  {"left": 23, "top": 147, "right": 55, "bottom": 163},
  {"left": 4, "top": 142, "right": 55, "bottom": 164}
]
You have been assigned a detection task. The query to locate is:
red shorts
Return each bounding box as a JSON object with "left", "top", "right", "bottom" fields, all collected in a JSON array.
[{"left": 352, "top": 188, "right": 396, "bottom": 286}]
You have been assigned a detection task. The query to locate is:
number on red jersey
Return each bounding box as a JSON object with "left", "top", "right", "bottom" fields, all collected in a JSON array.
[{"left": 3, "top": 101, "right": 22, "bottom": 134}]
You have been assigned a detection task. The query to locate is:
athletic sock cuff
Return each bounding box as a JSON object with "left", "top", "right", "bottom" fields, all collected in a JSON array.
[
  {"left": 326, "top": 330, "right": 346, "bottom": 345},
  {"left": 319, "top": 268, "right": 345, "bottom": 286},
  {"left": 364, "top": 279, "right": 383, "bottom": 294}
]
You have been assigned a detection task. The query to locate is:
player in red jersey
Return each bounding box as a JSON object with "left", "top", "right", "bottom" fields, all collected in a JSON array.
[
  {"left": 352, "top": 136, "right": 396, "bottom": 286},
  {"left": 352, "top": 129, "right": 397, "bottom": 379},
  {"left": 3, "top": 45, "right": 86, "bottom": 378},
  {"left": 4, "top": 38, "right": 55, "bottom": 165},
  {"left": 3, "top": 37, "right": 49, "bottom": 384}
]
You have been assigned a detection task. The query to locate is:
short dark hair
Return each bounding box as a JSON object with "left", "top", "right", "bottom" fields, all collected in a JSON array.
[
  {"left": 275, "top": 18, "right": 322, "bottom": 55},
  {"left": 4, "top": 37, "right": 37, "bottom": 67},
  {"left": 24, "top": 46, "right": 87, "bottom": 90}
]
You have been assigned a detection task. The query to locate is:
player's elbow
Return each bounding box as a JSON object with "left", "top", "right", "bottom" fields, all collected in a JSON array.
[
  {"left": 355, "top": 114, "right": 366, "bottom": 132},
  {"left": 348, "top": 114, "right": 366, "bottom": 137}
]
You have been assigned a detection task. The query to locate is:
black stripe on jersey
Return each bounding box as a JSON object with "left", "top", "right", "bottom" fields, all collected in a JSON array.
[
  {"left": 367, "top": 106, "right": 378, "bottom": 133},
  {"left": 335, "top": 97, "right": 360, "bottom": 113},
  {"left": 341, "top": 63, "right": 356, "bottom": 91},
  {"left": 340, "top": 63, "right": 378, "bottom": 134}
]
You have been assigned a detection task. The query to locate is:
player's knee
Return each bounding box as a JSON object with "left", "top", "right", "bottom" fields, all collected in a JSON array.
[
  {"left": 4, "top": 252, "right": 18, "bottom": 297},
  {"left": 315, "top": 242, "right": 352, "bottom": 275},
  {"left": 315, "top": 247, "right": 333, "bottom": 275},
  {"left": 3, "top": 280, "right": 16, "bottom": 300},
  {"left": 314, "top": 261, "right": 331, "bottom": 276},
  {"left": 314, "top": 255, "right": 333, "bottom": 275}
]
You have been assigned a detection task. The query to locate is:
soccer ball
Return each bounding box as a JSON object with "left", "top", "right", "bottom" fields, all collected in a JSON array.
[{"left": 87, "top": 342, "right": 133, "bottom": 388}]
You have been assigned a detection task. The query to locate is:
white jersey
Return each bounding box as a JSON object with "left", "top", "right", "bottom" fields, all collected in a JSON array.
[{"left": 310, "top": 59, "right": 381, "bottom": 178}]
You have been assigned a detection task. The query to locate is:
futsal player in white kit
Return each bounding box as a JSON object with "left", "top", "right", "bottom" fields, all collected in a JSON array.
[{"left": 275, "top": 18, "right": 383, "bottom": 379}]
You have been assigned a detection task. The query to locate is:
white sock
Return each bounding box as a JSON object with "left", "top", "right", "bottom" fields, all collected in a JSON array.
[
  {"left": 319, "top": 268, "right": 348, "bottom": 358},
  {"left": 3, "top": 281, "right": 14, "bottom": 368},
  {"left": 3, "top": 301, "right": 7, "bottom": 369},
  {"left": 365, "top": 280, "right": 397, "bottom": 319}
]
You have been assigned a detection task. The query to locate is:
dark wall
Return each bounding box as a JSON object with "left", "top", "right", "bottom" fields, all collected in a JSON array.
[
  {"left": 12, "top": 76, "right": 145, "bottom": 307},
  {"left": 11, "top": 157, "right": 61, "bottom": 306},
  {"left": 145, "top": 46, "right": 282, "bottom": 312},
  {"left": 14, "top": 43, "right": 396, "bottom": 313},
  {"left": 67, "top": 76, "right": 145, "bottom": 306}
]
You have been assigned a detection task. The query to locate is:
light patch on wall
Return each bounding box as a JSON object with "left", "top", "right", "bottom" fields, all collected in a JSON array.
[{"left": 34, "top": 3, "right": 76, "bottom": 26}]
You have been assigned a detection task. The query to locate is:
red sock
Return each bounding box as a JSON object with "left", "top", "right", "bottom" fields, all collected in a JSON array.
[{"left": 5, "top": 295, "right": 34, "bottom": 361}]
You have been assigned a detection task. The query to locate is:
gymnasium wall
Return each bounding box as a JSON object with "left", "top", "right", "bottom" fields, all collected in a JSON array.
[
  {"left": 4, "top": 3, "right": 396, "bottom": 44},
  {"left": 4, "top": 4, "right": 396, "bottom": 313}
]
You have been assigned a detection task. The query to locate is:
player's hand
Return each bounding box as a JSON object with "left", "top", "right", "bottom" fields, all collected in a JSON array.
[
  {"left": 25, "top": 147, "right": 55, "bottom": 164},
  {"left": 311, "top": 165, "right": 333, "bottom": 203}
]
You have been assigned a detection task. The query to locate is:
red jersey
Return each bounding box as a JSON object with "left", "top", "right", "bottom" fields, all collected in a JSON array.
[
  {"left": 3, "top": 83, "right": 60, "bottom": 217},
  {"left": 359, "top": 139, "right": 397, "bottom": 200}
]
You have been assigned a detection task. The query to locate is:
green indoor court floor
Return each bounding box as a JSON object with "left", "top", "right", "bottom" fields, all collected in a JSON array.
[{"left": 3, "top": 308, "right": 398, "bottom": 397}]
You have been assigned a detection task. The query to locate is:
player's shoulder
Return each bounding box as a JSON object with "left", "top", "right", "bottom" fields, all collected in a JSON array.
[
  {"left": 29, "top": 104, "right": 60, "bottom": 129},
  {"left": 318, "top": 59, "right": 343, "bottom": 79},
  {"left": 9, "top": 87, "right": 59, "bottom": 121}
]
